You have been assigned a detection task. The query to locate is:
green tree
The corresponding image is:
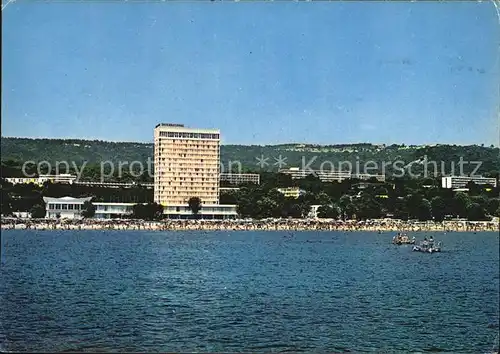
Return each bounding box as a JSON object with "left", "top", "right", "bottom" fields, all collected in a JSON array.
[
  {"left": 296, "top": 198, "right": 312, "bottom": 218},
  {"left": 188, "top": 197, "right": 202, "bottom": 219},
  {"left": 30, "top": 203, "right": 46, "bottom": 218},
  {"left": 416, "top": 198, "right": 432, "bottom": 221},
  {"left": 315, "top": 191, "right": 332, "bottom": 205},
  {"left": 81, "top": 200, "right": 96, "bottom": 218},
  {"left": 255, "top": 196, "right": 279, "bottom": 219},
  {"left": 132, "top": 202, "right": 163, "bottom": 220},
  {"left": 354, "top": 195, "right": 383, "bottom": 220},
  {"left": 345, "top": 202, "right": 358, "bottom": 220},
  {"left": 220, "top": 190, "right": 238, "bottom": 205},
  {"left": 467, "top": 202, "right": 488, "bottom": 221},
  {"left": 431, "top": 196, "right": 446, "bottom": 221},
  {"left": 0, "top": 185, "right": 13, "bottom": 216},
  {"left": 338, "top": 195, "right": 352, "bottom": 220},
  {"left": 465, "top": 181, "right": 481, "bottom": 195},
  {"left": 452, "top": 192, "right": 471, "bottom": 218},
  {"left": 486, "top": 198, "right": 500, "bottom": 216},
  {"left": 235, "top": 187, "right": 258, "bottom": 218},
  {"left": 317, "top": 205, "right": 339, "bottom": 219}
]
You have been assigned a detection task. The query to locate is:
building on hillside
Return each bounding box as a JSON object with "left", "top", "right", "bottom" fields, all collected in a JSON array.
[
  {"left": 277, "top": 187, "right": 306, "bottom": 199},
  {"left": 74, "top": 181, "right": 154, "bottom": 189},
  {"left": 5, "top": 177, "right": 41, "bottom": 185},
  {"left": 278, "top": 167, "right": 386, "bottom": 182},
  {"left": 441, "top": 176, "right": 497, "bottom": 189},
  {"left": 352, "top": 182, "right": 392, "bottom": 190},
  {"left": 220, "top": 173, "right": 260, "bottom": 185},
  {"left": 43, "top": 196, "right": 92, "bottom": 219},
  {"left": 154, "top": 123, "right": 220, "bottom": 206},
  {"left": 40, "top": 174, "right": 77, "bottom": 184},
  {"left": 6, "top": 174, "right": 77, "bottom": 186},
  {"left": 220, "top": 187, "right": 240, "bottom": 192}
]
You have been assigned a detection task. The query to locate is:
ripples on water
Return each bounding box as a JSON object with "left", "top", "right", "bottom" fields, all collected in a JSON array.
[{"left": 0, "top": 230, "right": 498, "bottom": 352}]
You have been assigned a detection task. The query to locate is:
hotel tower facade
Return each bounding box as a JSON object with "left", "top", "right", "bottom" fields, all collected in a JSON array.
[{"left": 154, "top": 123, "right": 220, "bottom": 206}]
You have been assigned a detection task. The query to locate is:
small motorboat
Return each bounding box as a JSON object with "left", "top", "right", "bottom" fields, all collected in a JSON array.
[
  {"left": 392, "top": 233, "right": 416, "bottom": 245},
  {"left": 413, "top": 240, "right": 442, "bottom": 253}
]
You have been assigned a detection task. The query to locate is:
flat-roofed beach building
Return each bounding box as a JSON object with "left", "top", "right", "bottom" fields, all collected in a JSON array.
[
  {"left": 163, "top": 204, "right": 237, "bottom": 219},
  {"left": 43, "top": 196, "right": 92, "bottom": 219},
  {"left": 94, "top": 202, "right": 135, "bottom": 219}
]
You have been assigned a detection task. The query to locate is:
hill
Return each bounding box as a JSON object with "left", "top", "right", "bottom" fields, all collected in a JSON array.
[{"left": 1, "top": 137, "right": 499, "bottom": 177}]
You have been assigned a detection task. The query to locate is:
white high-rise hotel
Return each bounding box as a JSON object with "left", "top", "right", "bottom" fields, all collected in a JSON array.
[{"left": 154, "top": 123, "right": 221, "bottom": 206}]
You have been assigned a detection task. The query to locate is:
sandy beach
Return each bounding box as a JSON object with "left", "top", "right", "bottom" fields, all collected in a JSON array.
[{"left": 1, "top": 217, "right": 498, "bottom": 232}]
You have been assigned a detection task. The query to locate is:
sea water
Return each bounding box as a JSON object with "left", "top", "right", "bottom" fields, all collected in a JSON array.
[{"left": 0, "top": 230, "right": 498, "bottom": 352}]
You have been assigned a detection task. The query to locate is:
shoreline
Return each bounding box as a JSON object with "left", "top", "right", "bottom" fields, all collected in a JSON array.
[{"left": 1, "top": 218, "right": 499, "bottom": 232}]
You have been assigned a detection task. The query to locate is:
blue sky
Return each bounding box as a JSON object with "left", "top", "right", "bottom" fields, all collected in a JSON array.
[{"left": 2, "top": 1, "right": 499, "bottom": 146}]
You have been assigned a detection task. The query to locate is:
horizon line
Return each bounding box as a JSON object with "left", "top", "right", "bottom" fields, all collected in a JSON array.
[{"left": 1, "top": 135, "right": 498, "bottom": 148}]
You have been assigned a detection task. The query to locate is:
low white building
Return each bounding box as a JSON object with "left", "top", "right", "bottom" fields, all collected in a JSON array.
[
  {"left": 42, "top": 196, "right": 238, "bottom": 220},
  {"left": 163, "top": 204, "right": 238, "bottom": 219},
  {"left": 94, "top": 202, "right": 135, "bottom": 219},
  {"left": 43, "top": 196, "right": 92, "bottom": 219},
  {"left": 441, "top": 176, "right": 497, "bottom": 189}
]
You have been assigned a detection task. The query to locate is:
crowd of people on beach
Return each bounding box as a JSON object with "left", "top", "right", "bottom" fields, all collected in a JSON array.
[{"left": 1, "top": 217, "right": 498, "bottom": 232}]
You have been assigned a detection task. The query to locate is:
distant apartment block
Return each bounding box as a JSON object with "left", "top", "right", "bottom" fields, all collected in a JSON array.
[
  {"left": 75, "top": 181, "right": 154, "bottom": 189},
  {"left": 5, "top": 174, "right": 254, "bottom": 190},
  {"left": 5, "top": 177, "right": 41, "bottom": 185},
  {"left": 154, "top": 123, "right": 220, "bottom": 206},
  {"left": 220, "top": 187, "right": 241, "bottom": 192},
  {"left": 6, "top": 174, "right": 77, "bottom": 186},
  {"left": 441, "top": 176, "right": 497, "bottom": 189},
  {"left": 220, "top": 173, "right": 260, "bottom": 185},
  {"left": 278, "top": 167, "right": 386, "bottom": 183}
]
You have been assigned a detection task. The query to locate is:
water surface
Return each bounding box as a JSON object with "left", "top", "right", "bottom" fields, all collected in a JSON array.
[{"left": 1, "top": 230, "right": 498, "bottom": 352}]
